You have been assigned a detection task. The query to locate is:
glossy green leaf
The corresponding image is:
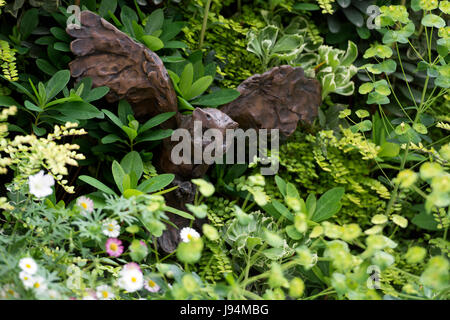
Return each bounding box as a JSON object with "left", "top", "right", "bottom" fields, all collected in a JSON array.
[
  {"left": 141, "top": 35, "right": 164, "bottom": 51},
  {"left": 185, "top": 76, "right": 213, "bottom": 101},
  {"left": 45, "top": 70, "right": 70, "bottom": 102},
  {"left": 138, "top": 174, "right": 175, "bottom": 193},
  {"left": 112, "top": 161, "right": 126, "bottom": 193},
  {"left": 121, "top": 151, "right": 144, "bottom": 182},
  {"left": 57, "top": 102, "right": 104, "bottom": 119},
  {"left": 179, "top": 63, "right": 194, "bottom": 98},
  {"left": 422, "top": 14, "right": 446, "bottom": 28},
  {"left": 79, "top": 175, "right": 117, "bottom": 196},
  {"left": 311, "top": 187, "right": 345, "bottom": 222},
  {"left": 139, "top": 112, "right": 176, "bottom": 133}
]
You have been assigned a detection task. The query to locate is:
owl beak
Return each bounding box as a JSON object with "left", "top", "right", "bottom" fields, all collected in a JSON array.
[{"left": 228, "top": 119, "right": 239, "bottom": 129}]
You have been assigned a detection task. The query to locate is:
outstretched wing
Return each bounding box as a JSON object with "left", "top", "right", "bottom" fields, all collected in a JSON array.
[
  {"left": 220, "top": 65, "right": 321, "bottom": 137},
  {"left": 66, "top": 11, "right": 177, "bottom": 122}
]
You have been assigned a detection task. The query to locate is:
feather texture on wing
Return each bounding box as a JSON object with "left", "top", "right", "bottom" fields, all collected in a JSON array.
[{"left": 66, "top": 11, "right": 178, "bottom": 124}]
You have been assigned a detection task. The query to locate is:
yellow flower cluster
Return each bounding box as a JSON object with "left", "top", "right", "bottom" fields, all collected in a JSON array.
[
  {"left": 0, "top": 106, "right": 16, "bottom": 210},
  {"left": 0, "top": 197, "right": 13, "bottom": 211},
  {"left": 419, "top": 0, "right": 439, "bottom": 11},
  {"left": 317, "top": 0, "right": 335, "bottom": 14},
  {"left": 436, "top": 121, "right": 450, "bottom": 131},
  {"left": 338, "top": 128, "right": 380, "bottom": 160},
  {"left": 1, "top": 112, "right": 87, "bottom": 194},
  {"left": 403, "top": 141, "right": 448, "bottom": 164},
  {"left": 316, "top": 127, "right": 380, "bottom": 160},
  {"left": 0, "top": 106, "right": 17, "bottom": 174},
  {"left": 0, "top": 40, "right": 19, "bottom": 81},
  {"left": 438, "top": 26, "right": 450, "bottom": 39}
]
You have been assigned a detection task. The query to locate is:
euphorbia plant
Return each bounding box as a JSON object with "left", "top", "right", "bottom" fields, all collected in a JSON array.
[{"left": 358, "top": 2, "right": 449, "bottom": 218}]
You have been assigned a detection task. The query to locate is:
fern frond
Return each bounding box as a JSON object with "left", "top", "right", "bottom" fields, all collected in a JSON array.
[{"left": 0, "top": 40, "right": 19, "bottom": 81}]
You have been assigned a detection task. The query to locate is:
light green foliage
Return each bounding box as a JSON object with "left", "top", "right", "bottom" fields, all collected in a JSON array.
[
  {"left": 205, "top": 197, "right": 236, "bottom": 227},
  {"left": 247, "top": 25, "right": 305, "bottom": 70},
  {"left": 182, "top": 1, "right": 264, "bottom": 87},
  {"left": 194, "top": 241, "right": 233, "bottom": 283},
  {"left": 1, "top": 116, "right": 86, "bottom": 194},
  {"left": 357, "top": 3, "right": 449, "bottom": 239},
  {"left": 274, "top": 129, "right": 389, "bottom": 225},
  {"left": 101, "top": 101, "right": 174, "bottom": 152},
  {"left": 0, "top": 0, "right": 449, "bottom": 302},
  {"left": 293, "top": 41, "right": 358, "bottom": 99},
  {"left": 246, "top": 14, "right": 357, "bottom": 101},
  {"left": 247, "top": 14, "right": 324, "bottom": 69}
]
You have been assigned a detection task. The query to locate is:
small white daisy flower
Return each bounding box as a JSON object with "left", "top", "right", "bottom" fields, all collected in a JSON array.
[
  {"left": 19, "top": 271, "right": 34, "bottom": 288},
  {"left": 144, "top": 278, "right": 160, "bottom": 293},
  {"left": 28, "top": 170, "right": 55, "bottom": 198},
  {"left": 47, "top": 289, "right": 61, "bottom": 300},
  {"left": 118, "top": 266, "right": 143, "bottom": 293},
  {"left": 19, "top": 257, "right": 38, "bottom": 275},
  {"left": 0, "top": 284, "right": 20, "bottom": 299},
  {"left": 76, "top": 196, "right": 94, "bottom": 215},
  {"left": 102, "top": 219, "right": 120, "bottom": 237},
  {"left": 31, "top": 276, "right": 47, "bottom": 292},
  {"left": 96, "top": 285, "right": 115, "bottom": 300},
  {"left": 180, "top": 227, "right": 200, "bottom": 243}
]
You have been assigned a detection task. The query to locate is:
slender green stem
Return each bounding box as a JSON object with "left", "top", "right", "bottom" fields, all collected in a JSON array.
[
  {"left": 241, "top": 193, "right": 251, "bottom": 211},
  {"left": 159, "top": 250, "right": 176, "bottom": 263},
  {"left": 394, "top": 292, "right": 428, "bottom": 300},
  {"left": 385, "top": 74, "right": 414, "bottom": 123},
  {"left": 395, "top": 43, "right": 418, "bottom": 109},
  {"left": 199, "top": 0, "right": 212, "bottom": 48},
  {"left": 407, "top": 40, "right": 425, "bottom": 61},
  {"left": 303, "top": 287, "right": 335, "bottom": 300},
  {"left": 153, "top": 238, "right": 160, "bottom": 263},
  {"left": 242, "top": 250, "right": 252, "bottom": 283},
  {"left": 241, "top": 289, "right": 264, "bottom": 300},
  {"left": 411, "top": 185, "right": 428, "bottom": 199},
  {"left": 240, "top": 260, "right": 298, "bottom": 288}
]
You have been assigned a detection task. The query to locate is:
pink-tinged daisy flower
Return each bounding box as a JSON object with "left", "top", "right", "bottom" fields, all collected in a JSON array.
[
  {"left": 82, "top": 289, "right": 97, "bottom": 300},
  {"left": 144, "top": 278, "right": 160, "bottom": 293},
  {"left": 76, "top": 196, "right": 94, "bottom": 215},
  {"left": 123, "top": 262, "right": 141, "bottom": 272},
  {"left": 105, "top": 238, "right": 124, "bottom": 258},
  {"left": 118, "top": 264, "right": 143, "bottom": 293}
]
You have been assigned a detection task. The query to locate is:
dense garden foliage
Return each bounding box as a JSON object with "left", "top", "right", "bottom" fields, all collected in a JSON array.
[{"left": 0, "top": 0, "right": 449, "bottom": 300}]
